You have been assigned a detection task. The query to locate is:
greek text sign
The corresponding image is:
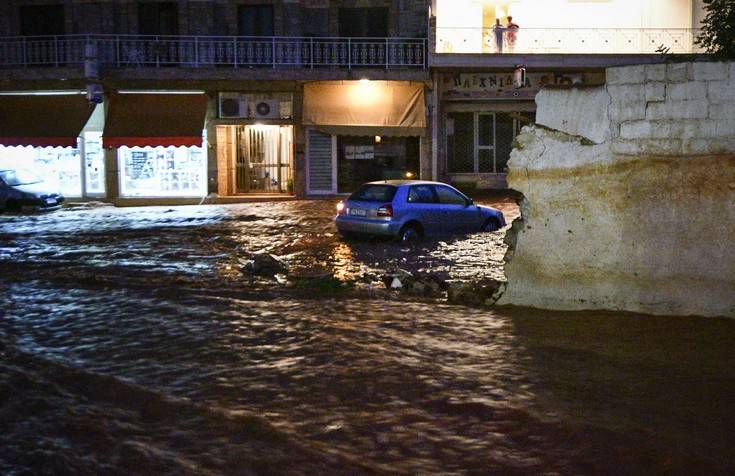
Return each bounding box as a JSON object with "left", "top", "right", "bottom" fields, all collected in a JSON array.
[{"left": 442, "top": 72, "right": 596, "bottom": 100}]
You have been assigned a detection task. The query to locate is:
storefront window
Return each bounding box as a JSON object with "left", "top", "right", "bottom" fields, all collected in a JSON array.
[
  {"left": 337, "top": 136, "right": 419, "bottom": 194},
  {"left": 447, "top": 113, "right": 474, "bottom": 173},
  {"left": 495, "top": 113, "right": 518, "bottom": 173},
  {"left": 0, "top": 145, "right": 82, "bottom": 197},
  {"left": 118, "top": 145, "right": 206, "bottom": 197}
]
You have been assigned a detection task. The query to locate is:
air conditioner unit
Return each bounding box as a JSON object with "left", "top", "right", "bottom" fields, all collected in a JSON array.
[
  {"left": 219, "top": 93, "right": 246, "bottom": 118},
  {"left": 251, "top": 100, "right": 281, "bottom": 119}
]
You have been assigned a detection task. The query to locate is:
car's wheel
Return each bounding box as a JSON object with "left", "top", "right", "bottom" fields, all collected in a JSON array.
[
  {"left": 482, "top": 218, "right": 501, "bottom": 232},
  {"left": 5, "top": 200, "right": 20, "bottom": 212},
  {"left": 398, "top": 224, "right": 421, "bottom": 243}
]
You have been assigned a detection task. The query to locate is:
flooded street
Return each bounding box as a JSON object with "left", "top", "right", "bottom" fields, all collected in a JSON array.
[{"left": 1, "top": 198, "right": 734, "bottom": 475}]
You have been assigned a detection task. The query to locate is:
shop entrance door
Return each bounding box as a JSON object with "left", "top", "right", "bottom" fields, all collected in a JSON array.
[
  {"left": 448, "top": 111, "right": 534, "bottom": 174},
  {"left": 236, "top": 125, "right": 293, "bottom": 193}
]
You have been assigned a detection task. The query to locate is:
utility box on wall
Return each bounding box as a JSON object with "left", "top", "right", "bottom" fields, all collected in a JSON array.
[{"left": 218, "top": 93, "right": 293, "bottom": 120}]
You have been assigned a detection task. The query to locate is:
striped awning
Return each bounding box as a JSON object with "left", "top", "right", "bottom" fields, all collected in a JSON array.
[
  {"left": 0, "top": 93, "right": 95, "bottom": 147},
  {"left": 103, "top": 92, "right": 207, "bottom": 148}
]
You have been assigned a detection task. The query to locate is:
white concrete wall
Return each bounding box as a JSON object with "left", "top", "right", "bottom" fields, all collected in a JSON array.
[
  {"left": 499, "top": 61, "right": 735, "bottom": 318},
  {"left": 535, "top": 87, "right": 611, "bottom": 145}
]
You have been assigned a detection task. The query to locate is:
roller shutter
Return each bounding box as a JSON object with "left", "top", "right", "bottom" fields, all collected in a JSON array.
[{"left": 307, "top": 129, "right": 334, "bottom": 194}]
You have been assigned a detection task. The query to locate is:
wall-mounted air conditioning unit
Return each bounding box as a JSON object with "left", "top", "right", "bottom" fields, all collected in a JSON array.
[
  {"left": 250, "top": 100, "right": 281, "bottom": 119},
  {"left": 219, "top": 93, "right": 246, "bottom": 118}
]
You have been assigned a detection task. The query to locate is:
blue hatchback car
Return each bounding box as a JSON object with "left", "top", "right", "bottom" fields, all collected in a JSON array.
[{"left": 335, "top": 180, "right": 506, "bottom": 241}]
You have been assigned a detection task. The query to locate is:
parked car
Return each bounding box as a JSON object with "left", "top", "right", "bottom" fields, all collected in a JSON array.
[
  {"left": 0, "top": 169, "right": 64, "bottom": 212},
  {"left": 335, "top": 180, "right": 506, "bottom": 241}
]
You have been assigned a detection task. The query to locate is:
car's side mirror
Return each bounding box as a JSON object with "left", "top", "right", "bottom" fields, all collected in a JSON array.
[{"left": 465, "top": 198, "right": 474, "bottom": 207}]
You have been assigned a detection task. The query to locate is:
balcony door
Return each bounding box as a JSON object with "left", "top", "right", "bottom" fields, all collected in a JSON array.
[
  {"left": 20, "top": 5, "right": 65, "bottom": 36},
  {"left": 138, "top": 2, "right": 178, "bottom": 35},
  {"left": 238, "top": 5, "right": 274, "bottom": 36},
  {"left": 338, "top": 8, "right": 388, "bottom": 37}
]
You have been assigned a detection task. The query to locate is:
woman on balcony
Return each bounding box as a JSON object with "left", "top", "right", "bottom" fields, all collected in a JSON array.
[{"left": 506, "top": 16, "right": 519, "bottom": 53}]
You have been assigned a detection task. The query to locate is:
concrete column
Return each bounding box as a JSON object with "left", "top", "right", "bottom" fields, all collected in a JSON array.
[
  {"left": 431, "top": 71, "right": 440, "bottom": 181},
  {"left": 215, "top": 125, "right": 236, "bottom": 197},
  {"left": 420, "top": 84, "right": 432, "bottom": 180},
  {"left": 293, "top": 84, "right": 306, "bottom": 198},
  {"left": 205, "top": 94, "right": 218, "bottom": 195},
  {"left": 101, "top": 96, "right": 118, "bottom": 200},
  {"left": 104, "top": 147, "right": 119, "bottom": 200}
]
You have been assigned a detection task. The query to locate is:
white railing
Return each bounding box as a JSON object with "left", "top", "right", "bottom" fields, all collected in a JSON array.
[
  {"left": 435, "top": 28, "right": 704, "bottom": 55},
  {"left": 0, "top": 34, "right": 427, "bottom": 69}
]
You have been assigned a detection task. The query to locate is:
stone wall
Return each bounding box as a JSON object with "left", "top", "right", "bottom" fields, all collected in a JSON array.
[{"left": 498, "top": 61, "right": 735, "bottom": 318}]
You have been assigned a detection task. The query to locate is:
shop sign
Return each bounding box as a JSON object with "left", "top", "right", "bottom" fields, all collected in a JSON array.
[
  {"left": 442, "top": 72, "right": 600, "bottom": 100},
  {"left": 345, "top": 145, "right": 374, "bottom": 160}
]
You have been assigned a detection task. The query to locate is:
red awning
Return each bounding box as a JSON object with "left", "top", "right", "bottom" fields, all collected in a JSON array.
[
  {"left": 0, "top": 94, "right": 95, "bottom": 147},
  {"left": 103, "top": 92, "right": 208, "bottom": 148}
]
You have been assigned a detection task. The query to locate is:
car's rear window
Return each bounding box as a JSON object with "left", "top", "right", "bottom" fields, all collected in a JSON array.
[
  {"left": 0, "top": 169, "right": 42, "bottom": 186},
  {"left": 349, "top": 184, "right": 397, "bottom": 202}
]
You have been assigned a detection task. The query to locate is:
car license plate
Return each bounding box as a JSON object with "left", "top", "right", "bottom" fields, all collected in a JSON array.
[
  {"left": 45, "top": 198, "right": 57, "bottom": 206},
  {"left": 349, "top": 208, "right": 367, "bottom": 217}
]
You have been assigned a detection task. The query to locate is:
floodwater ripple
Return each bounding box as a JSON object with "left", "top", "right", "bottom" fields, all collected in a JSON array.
[{"left": 1, "top": 200, "right": 733, "bottom": 474}]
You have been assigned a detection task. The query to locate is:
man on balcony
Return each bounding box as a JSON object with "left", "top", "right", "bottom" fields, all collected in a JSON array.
[{"left": 493, "top": 19, "right": 505, "bottom": 53}]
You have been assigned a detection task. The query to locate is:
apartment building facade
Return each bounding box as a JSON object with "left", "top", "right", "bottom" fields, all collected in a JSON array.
[
  {"left": 429, "top": 0, "right": 706, "bottom": 189},
  {"left": 0, "top": 0, "right": 707, "bottom": 202},
  {"left": 0, "top": 0, "right": 429, "bottom": 203}
]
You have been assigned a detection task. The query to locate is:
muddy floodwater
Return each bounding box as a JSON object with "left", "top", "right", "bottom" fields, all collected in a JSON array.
[{"left": 1, "top": 197, "right": 734, "bottom": 475}]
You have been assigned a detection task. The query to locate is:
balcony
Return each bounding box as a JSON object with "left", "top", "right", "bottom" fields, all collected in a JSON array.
[
  {"left": 0, "top": 34, "right": 428, "bottom": 70},
  {"left": 435, "top": 28, "right": 704, "bottom": 55}
]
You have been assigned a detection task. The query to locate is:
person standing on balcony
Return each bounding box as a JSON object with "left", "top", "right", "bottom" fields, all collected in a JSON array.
[
  {"left": 493, "top": 18, "right": 505, "bottom": 53},
  {"left": 506, "top": 16, "right": 519, "bottom": 53}
]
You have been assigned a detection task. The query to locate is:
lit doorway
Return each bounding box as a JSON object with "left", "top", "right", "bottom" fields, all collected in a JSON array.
[{"left": 235, "top": 125, "right": 293, "bottom": 193}]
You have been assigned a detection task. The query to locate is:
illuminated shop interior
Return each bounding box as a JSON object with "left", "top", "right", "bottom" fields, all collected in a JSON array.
[
  {"left": 435, "top": 0, "right": 699, "bottom": 54},
  {"left": 118, "top": 142, "right": 207, "bottom": 197},
  {"left": 0, "top": 103, "right": 105, "bottom": 198},
  {"left": 216, "top": 124, "right": 294, "bottom": 195}
]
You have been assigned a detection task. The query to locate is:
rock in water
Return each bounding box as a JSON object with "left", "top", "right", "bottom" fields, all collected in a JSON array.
[
  {"left": 448, "top": 279, "right": 507, "bottom": 306},
  {"left": 242, "top": 253, "right": 288, "bottom": 276}
]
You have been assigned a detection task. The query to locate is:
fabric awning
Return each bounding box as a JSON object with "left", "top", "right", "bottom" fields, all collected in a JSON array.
[
  {"left": 303, "top": 81, "right": 426, "bottom": 132},
  {"left": 103, "top": 92, "right": 208, "bottom": 148},
  {"left": 0, "top": 94, "right": 95, "bottom": 147}
]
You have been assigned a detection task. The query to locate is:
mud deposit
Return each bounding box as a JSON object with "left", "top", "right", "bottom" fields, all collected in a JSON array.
[{"left": 1, "top": 198, "right": 734, "bottom": 474}]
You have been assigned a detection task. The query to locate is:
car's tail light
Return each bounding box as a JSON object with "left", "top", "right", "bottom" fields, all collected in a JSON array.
[
  {"left": 376, "top": 203, "right": 393, "bottom": 218},
  {"left": 336, "top": 201, "right": 346, "bottom": 215}
]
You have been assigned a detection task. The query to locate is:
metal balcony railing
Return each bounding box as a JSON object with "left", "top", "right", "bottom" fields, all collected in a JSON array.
[
  {"left": 0, "top": 34, "right": 428, "bottom": 69},
  {"left": 435, "top": 28, "right": 704, "bottom": 55}
]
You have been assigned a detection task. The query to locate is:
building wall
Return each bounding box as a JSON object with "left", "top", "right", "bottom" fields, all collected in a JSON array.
[
  {"left": 499, "top": 61, "right": 735, "bottom": 318},
  {"left": 1, "top": 1, "right": 429, "bottom": 201},
  {"left": 0, "top": 0, "right": 428, "bottom": 38}
]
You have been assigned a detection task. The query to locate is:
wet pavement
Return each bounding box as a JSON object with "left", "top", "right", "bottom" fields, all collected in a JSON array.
[{"left": 1, "top": 197, "right": 734, "bottom": 475}]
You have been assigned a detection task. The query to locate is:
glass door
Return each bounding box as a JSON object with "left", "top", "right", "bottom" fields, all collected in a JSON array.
[
  {"left": 236, "top": 125, "right": 293, "bottom": 193},
  {"left": 448, "top": 111, "right": 535, "bottom": 174},
  {"left": 476, "top": 113, "right": 496, "bottom": 173},
  {"left": 82, "top": 132, "right": 105, "bottom": 196}
]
